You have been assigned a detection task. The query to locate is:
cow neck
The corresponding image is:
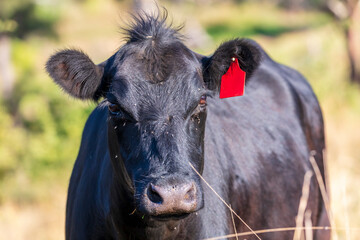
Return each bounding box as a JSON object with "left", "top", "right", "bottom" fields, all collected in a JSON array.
[{"left": 114, "top": 214, "right": 190, "bottom": 240}]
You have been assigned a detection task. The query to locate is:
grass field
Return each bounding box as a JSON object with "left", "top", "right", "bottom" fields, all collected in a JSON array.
[{"left": 0, "top": 0, "right": 359, "bottom": 239}]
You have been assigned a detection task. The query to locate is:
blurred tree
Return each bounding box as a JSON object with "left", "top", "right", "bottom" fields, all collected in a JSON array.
[
  {"left": 264, "top": 0, "right": 360, "bottom": 84},
  {"left": 0, "top": 31, "right": 14, "bottom": 100},
  {"left": 0, "top": 0, "right": 58, "bottom": 100},
  {"left": 322, "top": 0, "right": 360, "bottom": 84}
]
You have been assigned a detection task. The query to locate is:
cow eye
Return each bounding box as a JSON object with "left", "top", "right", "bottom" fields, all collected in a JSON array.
[
  {"left": 199, "top": 95, "right": 207, "bottom": 111},
  {"left": 108, "top": 103, "right": 121, "bottom": 115},
  {"left": 199, "top": 95, "right": 206, "bottom": 105}
]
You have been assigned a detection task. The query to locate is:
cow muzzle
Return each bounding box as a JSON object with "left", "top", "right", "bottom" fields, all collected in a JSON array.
[{"left": 141, "top": 178, "right": 202, "bottom": 219}]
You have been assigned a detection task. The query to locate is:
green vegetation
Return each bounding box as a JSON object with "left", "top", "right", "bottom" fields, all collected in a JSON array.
[
  {"left": 198, "top": 2, "right": 331, "bottom": 40},
  {"left": 0, "top": 0, "right": 359, "bottom": 239},
  {"left": 0, "top": 39, "right": 94, "bottom": 204},
  {"left": 0, "top": 0, "right": 59, "bottom": 38}
]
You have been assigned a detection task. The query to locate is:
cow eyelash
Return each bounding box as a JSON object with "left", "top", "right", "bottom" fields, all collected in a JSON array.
[
  {"left": 108, "top": 103, "right": 121, "bottom": 115},
  {"left": 106, "top": 101, "right": 134, "bottom": 122},
  {"left": 108, "top": 104, "right": 128, "bottom": 121}
]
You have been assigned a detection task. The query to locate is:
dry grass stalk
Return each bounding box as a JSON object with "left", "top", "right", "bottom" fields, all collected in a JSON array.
[
  {"left": 342, "top": 178, "right": 351, "bottom": 240},
  {"left": 322, "top": 149, "right": 330, "bottom": 194},
  {"left": 304, "top": 210, "right": 313, "bottom": 240},
  {"left": 230, "top": 204, "right": 239, "bottom": 240},
  {"left": 188, "top": 162, "right": 261, "bottom": 240},
  {"left": 190, "top": 152, "right": 351, "bottom": 240},
  {"left": 309, "top": 154, "right": 338, "bottom": 240},
  {"left": 202, "top": 226, "right": 333, "bottom": 240},
  {"left": 293, "top": 171, "right": 313, "bottom": 240}
]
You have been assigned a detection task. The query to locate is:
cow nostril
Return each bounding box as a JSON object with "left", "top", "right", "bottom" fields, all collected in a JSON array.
[
  {"left": 184, "top": 183, "right": 196, "bottom": 202},
  {"left": 147, "top": 184, "right": 163, "bottom": 204}
]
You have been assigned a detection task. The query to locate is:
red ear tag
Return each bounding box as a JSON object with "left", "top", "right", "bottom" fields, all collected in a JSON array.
[{"left": 219, "top": 58, "right": 246, "bottom": 99}]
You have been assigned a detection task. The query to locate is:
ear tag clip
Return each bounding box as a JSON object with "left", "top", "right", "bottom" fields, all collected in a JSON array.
[{"left": 219, "top": 57, "right": 246, "bottom": 99}]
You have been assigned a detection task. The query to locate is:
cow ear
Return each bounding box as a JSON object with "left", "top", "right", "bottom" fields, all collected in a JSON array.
[
  {"left": 46, "top": 49, "right": 106, "bottom": 100},
  {"left": 202, "top": 38, "right": 261, "bottom": 91}
]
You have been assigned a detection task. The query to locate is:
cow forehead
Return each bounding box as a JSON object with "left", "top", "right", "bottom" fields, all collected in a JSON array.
[
  {"left": 117, "top": 41, "right": 198, "bottom": 79},
  {"left": 108, "top": 47, "right": 205, "bottom": 119}
]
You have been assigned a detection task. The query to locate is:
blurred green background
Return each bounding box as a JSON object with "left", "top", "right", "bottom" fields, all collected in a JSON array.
[{"left": 0, "top": 0, "right": 359, "bottom": 239}]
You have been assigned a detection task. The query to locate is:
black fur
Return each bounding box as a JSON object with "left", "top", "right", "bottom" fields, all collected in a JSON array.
[
  {"left": 122, "top": 11, "right": 184, "bottom": 83},
  {"left": 123, "top": 10, "right": 183, "bottom": 44},
  {"left": 46, "top": 11, "right": 330, "bottom": 240}
]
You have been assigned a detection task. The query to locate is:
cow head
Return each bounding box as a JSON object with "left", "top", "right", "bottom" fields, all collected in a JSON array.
[{"left": 46, "top": 14, "right": 260, "bottom": 221}]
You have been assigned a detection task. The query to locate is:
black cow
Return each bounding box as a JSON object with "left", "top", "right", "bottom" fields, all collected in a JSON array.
[{"left": 46, "top": 12, "right": 330, "bottom": 240}]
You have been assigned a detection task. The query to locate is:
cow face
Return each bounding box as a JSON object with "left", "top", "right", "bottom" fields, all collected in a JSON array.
[
  {"left": 104, "top": 40, "right": 208, "bottom": 218},
  {"left": 46, "top": 15, "right": 260, "bottom": 220}
]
